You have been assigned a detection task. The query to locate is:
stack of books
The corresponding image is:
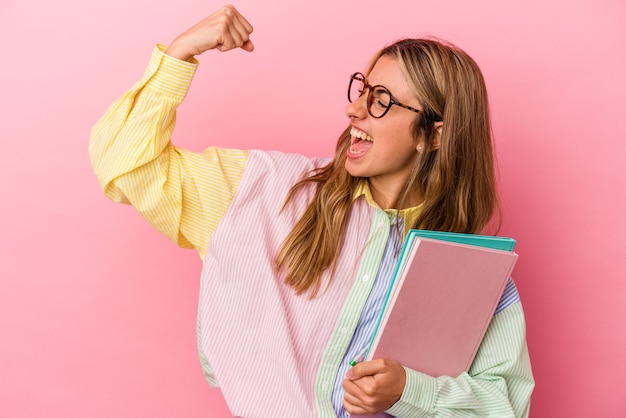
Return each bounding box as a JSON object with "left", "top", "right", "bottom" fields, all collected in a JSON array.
[{"left": 352, "top": 230, "right": 518, "bottom": 418}]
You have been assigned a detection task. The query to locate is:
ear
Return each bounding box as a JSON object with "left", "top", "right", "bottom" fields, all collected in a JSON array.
[
  {"left": 430, "top": 121, "right": 443, "bottom": 151},
  {"left": 416, "top": 121, "right": 444, "bottom": 153}
]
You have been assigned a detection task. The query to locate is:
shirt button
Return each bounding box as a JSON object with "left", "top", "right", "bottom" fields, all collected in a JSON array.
[
  {"left": 340, "top": 327, "right": 349, "bottom": 335},
  {"left": 321, "top": 381, "right": 329, "bottom": 391},
  {"left": 362, "top": 275, "right": 370, "bottom": 282}
]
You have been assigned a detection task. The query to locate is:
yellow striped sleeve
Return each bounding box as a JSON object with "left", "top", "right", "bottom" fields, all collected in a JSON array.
[{"left": 89, "top": 45, "right": 248, "bottom": 259}]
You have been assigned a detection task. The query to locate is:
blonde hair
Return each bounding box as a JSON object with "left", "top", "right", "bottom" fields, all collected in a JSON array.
[{"left": 277, "top": 38, "right": 500, "bottom": 297}]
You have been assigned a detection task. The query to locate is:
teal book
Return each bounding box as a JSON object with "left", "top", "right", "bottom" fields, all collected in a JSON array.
[{"left": 407, "top": 229, "right": 516, "bottom": 251}]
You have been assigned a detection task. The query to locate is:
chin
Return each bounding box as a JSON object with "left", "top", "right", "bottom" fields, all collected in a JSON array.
[{"left": 344, "top": 160, "right": 365, "bottom": 178}]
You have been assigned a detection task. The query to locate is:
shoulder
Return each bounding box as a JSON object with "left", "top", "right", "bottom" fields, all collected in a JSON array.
[
  {"left": 232, "top": 150, "right": 329, "bottom": 203},
  {"left": 241, "top": 150, "right": 329, "bottom": 187},
  {"left": 246, "top": 150, "right": 329, "bottom": 173}
]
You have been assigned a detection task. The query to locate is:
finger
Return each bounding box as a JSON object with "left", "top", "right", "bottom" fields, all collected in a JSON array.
[
  {"left": 227, "top": 25, "right": 246, "bottom": 49},
  {"left": 220, "top": 4, "right": 253, "bottom": 40},
  {"left": 343, "top": 374, "right": 377, "bottom": 400},
  {"left": 349, "top": 359, "right": 386, "bottom": 379},
  {"left": 230, "top": 11, "right": 253, "bottom": 36},
  {"left": 235, "top": 10, "right": 254, "bottom": 34},
  {"left": 343, "top": 384, "right": 378, "bottom": 415},
  {"left": 229, "top": 16, "right": 254, "bottom": 51},
  {"left": 215, "top": 26, "right": 244, "bottom": 52},
  {"left": 216, "top": 21, "right": 252, "bottom": 52},
  {"left": 215, "top": 33, "right": 236, "bottom": 52},
  {"left": 216, "top": 33, "right": 253, "bottom": 53},
  {"left": 216, "top": 34, "right": 253, "bottom": 52},
  {"left": 343, "top": 397, "right": 369, "bottom": 416},
  {"left": 342, "top": 384, "right": 370, "bottom": 416},
  {"left": 342, "top": 375, "right": 361, "bottom": 397},
  {"left": 350, "top": 375, "right": 378, "bottom": 399},
  {"left": 343, "top": 388, "right": 362, "bottom": 406}
]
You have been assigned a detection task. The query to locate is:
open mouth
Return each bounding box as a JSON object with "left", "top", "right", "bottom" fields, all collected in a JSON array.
[{"left": 348, "top": 127, "right": 373, "bottom": 157}]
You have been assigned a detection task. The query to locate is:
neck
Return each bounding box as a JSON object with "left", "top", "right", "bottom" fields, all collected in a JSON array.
[{"left": 368, "top": 179, "right": 423, "bottom": 210}]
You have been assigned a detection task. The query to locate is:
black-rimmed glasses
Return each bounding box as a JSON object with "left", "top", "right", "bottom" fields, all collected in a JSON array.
[{"left": 348, "top": 72, "right": 423, "bottom": 119}]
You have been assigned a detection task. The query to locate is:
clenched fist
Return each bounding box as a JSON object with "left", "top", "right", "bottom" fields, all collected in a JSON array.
[{"left": 165, "top": 4, "right": 254, "bottom": 61}]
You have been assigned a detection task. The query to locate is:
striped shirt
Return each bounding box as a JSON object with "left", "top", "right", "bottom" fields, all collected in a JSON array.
[{"left": 89, "top": 46, "right": 534, "bottom": 417}]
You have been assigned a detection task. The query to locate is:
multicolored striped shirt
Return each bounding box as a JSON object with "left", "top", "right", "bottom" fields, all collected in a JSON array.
[{"left": 89, "top": 45, "right": 534, "bottom": 417}]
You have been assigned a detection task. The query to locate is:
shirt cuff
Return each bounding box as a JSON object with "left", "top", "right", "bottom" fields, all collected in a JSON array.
[
  {"left": 386, "top": 367, "right": 437, "bottom": 417},
  {"left": 141, "top": 44, "right": 198, "bottom": 100}
]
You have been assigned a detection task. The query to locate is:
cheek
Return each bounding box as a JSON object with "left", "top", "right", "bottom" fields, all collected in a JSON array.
[
  {"left": 386, "top": 127, "right": 420, "bottom": 155},
  {"left": 374, "top": 117, "right": 419, "bottom": 146}
]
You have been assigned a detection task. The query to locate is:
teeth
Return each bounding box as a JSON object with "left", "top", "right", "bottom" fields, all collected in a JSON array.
[{"left": 351, "top": 127, "right": 373, "bottom": 142}]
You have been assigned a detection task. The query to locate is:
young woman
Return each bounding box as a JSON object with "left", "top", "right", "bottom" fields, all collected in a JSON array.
[{"left": 90, "top": 5, "right": 534, "bottom": 417}]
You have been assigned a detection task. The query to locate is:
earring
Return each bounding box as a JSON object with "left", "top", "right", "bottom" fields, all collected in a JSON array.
[{"left": 417, "top": 145, "right": 423, "bottom": 152}]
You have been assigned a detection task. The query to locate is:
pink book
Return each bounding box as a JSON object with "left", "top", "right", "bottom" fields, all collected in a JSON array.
[{"left": 352, "top": 237, "right": 517, "bottom": 417}]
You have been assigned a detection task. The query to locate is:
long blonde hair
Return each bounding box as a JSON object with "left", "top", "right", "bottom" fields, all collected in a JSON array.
[{"left": 276, "top": 38, "right": 500, "bottom": 297}]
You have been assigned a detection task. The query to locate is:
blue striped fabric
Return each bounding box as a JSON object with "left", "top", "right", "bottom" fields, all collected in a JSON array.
[
  {"left": 494, "top": 278, "right": 520, "bottom": 314},
  {"left": 332, "top": 220, "right": 405, "bottom": 417}
]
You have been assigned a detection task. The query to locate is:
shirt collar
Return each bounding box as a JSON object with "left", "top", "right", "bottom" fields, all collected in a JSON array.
[{"left": 353, "top": 179, "right": 423, "bottom": 236}]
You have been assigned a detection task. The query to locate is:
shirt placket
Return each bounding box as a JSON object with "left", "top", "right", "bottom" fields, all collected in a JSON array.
[{"left": 315, "top": 209, "right": 392, "bottom": 417}]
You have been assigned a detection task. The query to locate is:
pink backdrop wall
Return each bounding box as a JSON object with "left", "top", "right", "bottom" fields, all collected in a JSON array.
[{"left": 1, "top": 0, "right": 625, "bottom": 416}]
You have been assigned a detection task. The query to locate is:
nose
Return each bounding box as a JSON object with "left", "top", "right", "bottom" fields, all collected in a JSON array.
[{"left": 345, "top": 93, "right": 368, "bottom": 120}]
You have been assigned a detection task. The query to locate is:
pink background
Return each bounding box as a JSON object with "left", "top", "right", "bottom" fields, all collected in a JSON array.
[{"left": 1, "top": 0, "right": 625, "bottom": 417}]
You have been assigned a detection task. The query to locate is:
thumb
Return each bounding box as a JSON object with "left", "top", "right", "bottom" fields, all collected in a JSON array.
[
  {"left": 241, "top": 39, "right": 255, "bottom": 52},
  {"left": 347, "top": 360, "right": 379, "bottom": 380}
]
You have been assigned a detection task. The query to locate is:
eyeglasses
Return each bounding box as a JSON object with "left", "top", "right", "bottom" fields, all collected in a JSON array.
[{"left": 348, "top": 72, "right": 423, "bottom": 119}]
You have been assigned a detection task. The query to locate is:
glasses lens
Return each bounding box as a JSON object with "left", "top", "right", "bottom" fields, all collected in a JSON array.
[
  {"left": 367, "top": 87, "right": 391, "bottom": 118},
  {"left": 348, "top": 75, "right": 366, "bottom": 103}
]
